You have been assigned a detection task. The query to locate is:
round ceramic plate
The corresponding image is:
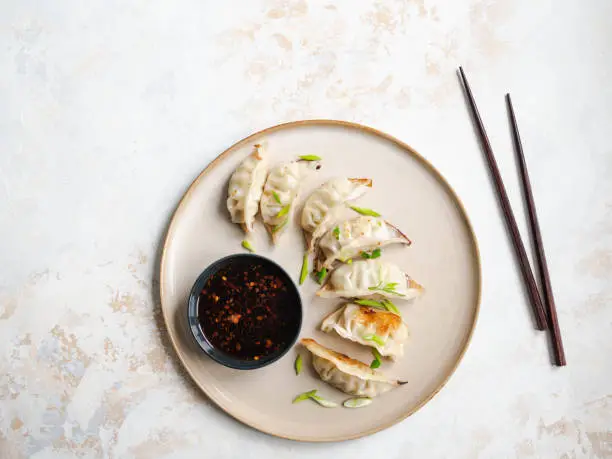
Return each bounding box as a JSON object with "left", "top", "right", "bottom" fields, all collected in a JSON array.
[{"left": 160, "top": 120, "right": 481, "bottom": 442}]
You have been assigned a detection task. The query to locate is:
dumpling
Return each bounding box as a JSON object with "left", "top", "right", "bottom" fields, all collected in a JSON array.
[
  {"left": 321, "top": 304, "right": 409, "bottom": 360},
  {"left": 301, "top": 338, "right": 405, "bottom": 397},
  {"left": 301, "top": 177, "right": 372, "bottom": 252},
  {"left": 317, "top": 216, "right": 411, "bottom": 270},
  {"left": 260, "top": 161, "right": 309, "bottom": 242},
  {"left": 316, "top": 259, "right": 423, "bottom": 300},
  {"left": 226, "top": 144, "right": 268, "bottom": 232}
]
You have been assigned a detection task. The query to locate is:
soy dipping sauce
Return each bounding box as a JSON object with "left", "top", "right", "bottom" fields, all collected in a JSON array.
[{"left": 197, "top": 258, "right": 300, "bottom": 361}]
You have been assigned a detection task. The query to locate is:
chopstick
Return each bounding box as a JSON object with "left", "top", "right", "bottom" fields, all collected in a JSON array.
[
  {"left": 506, "top": 94, "right": 566, "bottom": 366},
  {"left": 457, "top": 67, "right": 548, "bottom": 331}
]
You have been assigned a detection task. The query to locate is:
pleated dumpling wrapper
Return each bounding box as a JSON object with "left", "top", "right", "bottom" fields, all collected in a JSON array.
[
  {"left": 317, "top": 259, "right": 423, "bottom": 300},
  {"left": 301, "top": 177, "right": 372, "bottom": 253},
  {"left": 301, "top": 338, "right": 406, "bottom": 397},
  {"left": 260, "top": 161, "right": 310, "bottom": 242},
  {"left": 317, "top": 216, "right": 411, "bottom": 270},
  {"left": 226, "top": 144, "right": 268, "bottom": 233},
  {"left": 321, "top": 304, "right": 409, "bottom": 360}
]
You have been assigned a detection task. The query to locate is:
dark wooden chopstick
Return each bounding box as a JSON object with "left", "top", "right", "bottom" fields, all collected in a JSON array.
[
  {"left": 457, "top": 67, "right": 548, "bottom": 331},
  {"left": 506, "top": 94, "right": 566, "bottom": 366}
]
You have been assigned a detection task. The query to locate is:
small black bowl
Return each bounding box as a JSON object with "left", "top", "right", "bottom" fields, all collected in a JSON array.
[{"left": 187, "top": 253, "right": 302, "bottom": 370}]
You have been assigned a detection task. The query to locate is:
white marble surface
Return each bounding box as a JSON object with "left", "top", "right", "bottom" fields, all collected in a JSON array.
[{"left": 1, "top": 0, "right": 611, "bottom": 458}]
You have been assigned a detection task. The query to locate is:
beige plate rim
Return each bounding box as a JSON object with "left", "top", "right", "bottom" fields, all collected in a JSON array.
[{"left": 159, "top": 119, "right": 482, "bottom": 442}]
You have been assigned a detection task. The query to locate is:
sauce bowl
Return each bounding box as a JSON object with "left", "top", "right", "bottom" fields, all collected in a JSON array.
[{"left": 187, "top": 253, "right": 303, "bottom": 370}]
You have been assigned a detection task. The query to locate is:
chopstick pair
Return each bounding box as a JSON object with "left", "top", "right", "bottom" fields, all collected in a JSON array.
[{"left": 457, "top": 67, "right": 566, "bottom": 367}]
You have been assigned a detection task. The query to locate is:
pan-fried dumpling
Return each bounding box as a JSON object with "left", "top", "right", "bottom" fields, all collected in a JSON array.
[
  {"left": 317, "top": 259, "right": 423, "bottom": 300},
  {"left": 260, "top": 161, "right": 309, "bottom": 242},
  {"left": 226, "top": 144, "right": 268, "bottom": 232},
  {"left": 301, "top": 338, "right": 405, "bottom": 397},
  {"left": 301, "top": 177, "right": 372, "bottom": 252},
  {"left": 317, "top": 216, "right": 411, "bottom": 270},
  {"left": 321, "top": 304, "right": 409, "bottom": 360}
]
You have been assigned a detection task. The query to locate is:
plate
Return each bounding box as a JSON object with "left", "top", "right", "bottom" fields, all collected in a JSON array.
[{"left": 160, "top": 120, "right": 481, "bottom": 442}]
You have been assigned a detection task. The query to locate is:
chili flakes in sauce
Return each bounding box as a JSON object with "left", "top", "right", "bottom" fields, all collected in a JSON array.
[{"left": 198, "top": 259, "right": 299, "bottom": 361}]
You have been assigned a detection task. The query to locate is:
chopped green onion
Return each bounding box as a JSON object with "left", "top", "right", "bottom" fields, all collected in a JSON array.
[
  {"left": 368, "top": 281, "right": 405, "bottom": 297},
  {"left": 272, "top": 218, "right": 288, "bottom": 233},
  {"left": 293, "top": 390, "right": 338, "bottom": 407},
  {"left": 294, "top": 354, "right": 303, "bottom": 375},
  {"left": 293, "top": 389, "right": 317, "bottom": 403},
  {"left": 381, "top": 299, "right": 401, "bottom": 315},
  {"left": 276, "top": 204, "right": 291, "bottom": 218},
  {"left": 354, "top": 299, "right": 385, "bottom": 308},
  {"left": 310, "top": 395, "right": 338, "bottom": 408},
  {"left": 361, "top": 248, "right": 382, "bottom": 259},
  {"left": 370, "top": 348, "right": 382, "bottom": 369},
  {"left": 272, "top": 191, "right": 282, "bottom": 204},
  {"left": 298, "top": 155, "right": 322, "bottom": 161},
  {"left": 299, "top": 253, "right": 309, "bottom": 285},
  {"left": 343, "top": 397, "right": 373, "bottom": 408},
  {"left": 354, "top": 299, "right": 401, "bottom": 316},
  {"left": 363, "top": 334, "right": 386, "bottom": 347},
  {"left": 241, "top": 240, "right": 255, "bottom": 252},
  {"left": 350, "top": 206, "right": 381, "bottom": 217},
  {"left": 315, "top": 267, "right": 327, "bottom": 284},
  {"left": 333, "top": 226, "right": 340, "bottom": 240}
]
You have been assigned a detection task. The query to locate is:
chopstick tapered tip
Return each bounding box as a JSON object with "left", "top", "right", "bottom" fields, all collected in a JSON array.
[{"left": 457, "top": 67, "right": 469, "bottom": 89}]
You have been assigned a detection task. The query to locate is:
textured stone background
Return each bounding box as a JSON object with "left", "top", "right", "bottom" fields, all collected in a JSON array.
[{"left": 1, "top": 0, "right": 611, "bottom": 458}]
